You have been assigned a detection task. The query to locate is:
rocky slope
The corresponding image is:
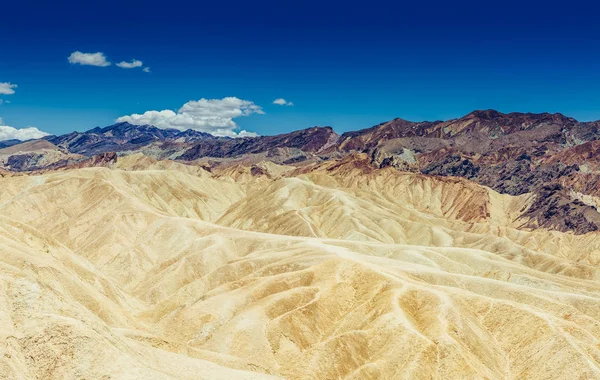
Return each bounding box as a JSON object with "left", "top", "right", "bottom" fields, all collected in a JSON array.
[{"left": 343, "top": 110, "right": 600, "bottom": 234}]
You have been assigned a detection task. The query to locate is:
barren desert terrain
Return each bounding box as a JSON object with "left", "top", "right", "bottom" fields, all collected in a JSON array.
[{"left": 1, "top": 152, "right": 599, "bottom": 379}]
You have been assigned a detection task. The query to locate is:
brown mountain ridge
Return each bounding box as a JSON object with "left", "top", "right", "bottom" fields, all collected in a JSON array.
[{"left": 4, "top": 109, "right": 600, "bottom": 234}]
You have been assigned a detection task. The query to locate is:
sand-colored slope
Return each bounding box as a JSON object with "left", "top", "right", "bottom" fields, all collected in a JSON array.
[
  {"left": 0, "top": 168, "right": 245, "bottom": 288},
  {"left": 216, "top": 166, "right": 600, "bottom": 280},
  {"left": 216, "top": 170, "right": 529, "bottom": 242},
  {"left": 0, "top": 139, "right": 58, "bottom": 155},
  {"left": 1, "top": 157, "right": 600, "bottom": 379},
  {"left": 134, "top": 222, "right": 600, "bottom": 379},
  {"left": 0, "top": 216, "right": 275, "bottom": 380}
]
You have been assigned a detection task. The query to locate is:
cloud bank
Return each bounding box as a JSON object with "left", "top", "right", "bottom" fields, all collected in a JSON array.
[
  {"left": 0, "top": 118, "right": 50, "bottom": 141},
  {"left": 68, "top": 51, "right": 111, "bottom": 67},
  {"left": 117, "top": 97, "right": 263, "bottom": 137},
  {"left": 116, "top": 59, "right": 143, "bottom": 69},
  {"left": 273, "top": 98, "right": 293, "bottom": 106},
  {"left": 0, "top": 83, "right": 17, "bottom": 95}
]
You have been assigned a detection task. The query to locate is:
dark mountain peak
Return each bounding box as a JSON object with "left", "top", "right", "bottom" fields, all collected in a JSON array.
[
  {"left": 543, "top": 112, "right": 577, "bottom": 124},
  {"left": 337, "top": 109, "right": 590, "bottom": 152},
  {"left": 465, "top": 109, "right": 504, "bottom": 120},
  {"left": 504, "top": 111, "right": 576, "bottom": 124},
  {"left": 95, "top": 121, "right": 160, "bottom": 135},
  {"left": 389, "top": 117, "right": 415, "bottom": 124},
  {"left": 433, "top": 109, "right": 579, "bottom": 139},
  {"left": 177, "top": 125, "right": 339, "bottom": 161},
  {"left": 47, "top": 122, "right": 214, "bottom": 155},
  {"left": 97, "top": 121, "right": 133, "bottom": 131},
  {"left": 259, "top": 125, "right": 339, "bottom": 152},
  {"left": 84, "top": 122, "right": 214, "bottom": 142},
  {"left": 461, "top": 109, "right": 577, "bottom": 125},
  {"left": 316, "top": 125, "right": 335, "bottom": 132},
  {"left": 87, "top": 126, "right": 104, "bottom": 133},
  {"left": 284, "top": 125, "right": 336, "bottom": 134},
  {"left": 175, "top": 129, "right": 214, "bottom": 139},
  {"left": 338, "top": 117, "right": 442, "bottom": 151}
]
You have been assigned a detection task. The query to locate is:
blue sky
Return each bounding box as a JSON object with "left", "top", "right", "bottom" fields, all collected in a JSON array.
[{"left": 2, "top": 0, "right": 600, "bottom": 138}]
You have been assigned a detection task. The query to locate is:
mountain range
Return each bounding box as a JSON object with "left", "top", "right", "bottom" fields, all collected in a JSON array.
[{"left": 1, "top": 109, "right": 600, "bottom": 234}]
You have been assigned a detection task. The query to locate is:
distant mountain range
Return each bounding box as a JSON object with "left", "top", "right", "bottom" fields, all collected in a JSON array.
[
  {"left": 34, "top": 109, "right": 600, "bottom": 160},
  {"left": 3, "top": 109, "right": 600, "bottom": 234},
  {"left": 45, "top": 122, "right": 214, "bottom": 155}
]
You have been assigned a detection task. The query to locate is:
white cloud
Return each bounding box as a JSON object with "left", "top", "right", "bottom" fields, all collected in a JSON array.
[
  {"left": 273, "top": 98, "right": 293, "bottom": 106},
  {"left": 143, "top": 67, "right": 151, "bottom": 73},
  {"left": 117, "top": 97, "right": 263, "bottom": 137},
  {"left": 209, "top": 129, "right": 259, "bottom": 138},
  {"left": 117, "top": 59, "right": 143, "bottom": 69},
  {"left": 68, "top": 51, "right": 111, "bottom": 67},
  {"left": 0, "top": 83, "right": 17, "bottom": 95},
  {"left": 0, "top": 120, "right": 49, "bottom": 141}
]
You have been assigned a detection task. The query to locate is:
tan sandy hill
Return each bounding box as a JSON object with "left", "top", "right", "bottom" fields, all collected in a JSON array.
[
  {"left": 0, "top": 139, "right": 86, "bottom": 172},
  {"left": 1, "top": 153, "right": 600, "bottom": 379},
  {"left": 0, "top": 139, "right": 58, "bottom": 155}
]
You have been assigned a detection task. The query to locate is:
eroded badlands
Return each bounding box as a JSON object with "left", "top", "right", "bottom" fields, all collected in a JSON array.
[{"left": 1, "top": 155, "right": 600, "bottom": 379}]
